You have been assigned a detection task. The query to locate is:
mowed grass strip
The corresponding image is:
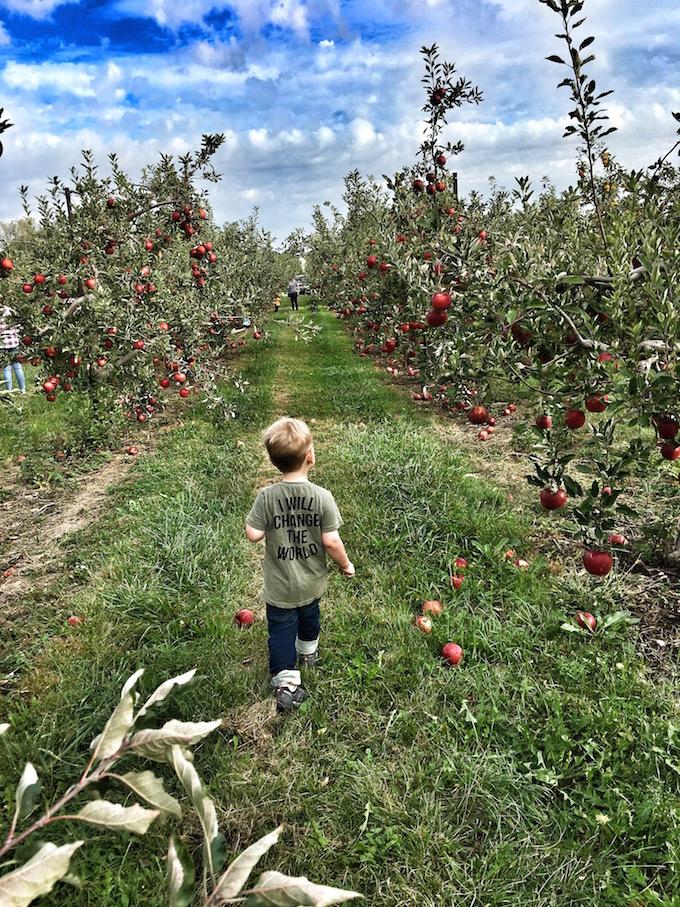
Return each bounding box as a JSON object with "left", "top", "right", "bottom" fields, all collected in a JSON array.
[{"left": 1, "top": 307, "right": 679, "bottom": 906}]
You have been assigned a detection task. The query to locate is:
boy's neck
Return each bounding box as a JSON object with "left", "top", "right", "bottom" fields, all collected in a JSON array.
[{"left": 281, "top": 467, "right": 311, "bottom": 483}]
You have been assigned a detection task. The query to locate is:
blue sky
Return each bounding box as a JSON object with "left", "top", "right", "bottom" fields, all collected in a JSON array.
[{"left": 0, "top": 0, "right": 678, "bottom": 240}]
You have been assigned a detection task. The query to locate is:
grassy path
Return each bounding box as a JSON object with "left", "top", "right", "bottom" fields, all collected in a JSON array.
[{"left": 2, "top": 303, "right": 679, "bottom": 906}]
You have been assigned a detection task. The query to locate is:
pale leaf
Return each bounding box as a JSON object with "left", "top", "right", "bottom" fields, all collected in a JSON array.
[
  {"left": 130, "top": 719, "right": 222, "bottom": 763},
  {"left": 171, "top": 746, "right": 220, "bottom": 879},
  {"left": 75, "top": 800, "right": 159, "bottom": 835},
  {"left": 167, "top": 835, "right": 195, "bottom": 907},
  {"left": 0, "top": 723, "right": 9, "bottom": 736},
  {"left": 91, "top": 693, "right": 135, "bottom": 762},
  {"left": 137, "top": 669, "right": 197, "bottom": 719},
  {"left": 212, "top": 827, "right": 282, "bottom": 902},
  {"left": 0, "top": 841, "right": 83, "bottom": 907},
  {"left": 15, "top": 763, "right": 41, "bottom": 821},
  {"left": 113, "top": 771, "right": 182, "bottom": 819},
  {"left": 120, "top": 668, "right": 145, "bottom": 700},
  {"left": 244, "top": 872, "right": 362, "bottom": 906}
]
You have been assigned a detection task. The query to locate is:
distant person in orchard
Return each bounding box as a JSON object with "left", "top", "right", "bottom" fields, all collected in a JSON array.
[
  {"left": 274, "top": 292, "right": 281, "bottom": 314},
  {"left": 287, "top": 277, "right": 299, "bottom": 311},
  {"left": 245, "top": 417, "right": 355, "bottom": 713},
  {"left": 0, "top": 304, "right": 26, "bottom": 395}
]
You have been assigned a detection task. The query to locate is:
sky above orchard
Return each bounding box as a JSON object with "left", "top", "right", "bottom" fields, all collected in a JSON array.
[{"left": 0, "top": 0, "right": 678, "bottom": 242}]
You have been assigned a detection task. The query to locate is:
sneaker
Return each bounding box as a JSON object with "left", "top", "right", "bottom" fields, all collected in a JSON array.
[
  {"left": 274, "top": 684, "right": 307, "bottom": 713},
  {"left": 298, "top": 650, "right": 320, "bottom": 669}
]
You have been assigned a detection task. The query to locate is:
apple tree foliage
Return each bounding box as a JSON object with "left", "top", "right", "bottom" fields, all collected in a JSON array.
[
  {"left": 307, "top": 2, "right": 680, "bottom": 570},
  {"left": 0, "top": 135, "right": 285, "bottom": 438}
]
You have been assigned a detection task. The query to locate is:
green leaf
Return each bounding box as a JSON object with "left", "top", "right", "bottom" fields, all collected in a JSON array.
[
  {"left": 560, "top": 623, "right": 582, "bottom": 634},
  {"left": 129, "top": 719, "right": 222, "bottom": 763},
  {"left": 137, "top": 669, "right": 197, "bottom": 720},
  {"left": 212, "top": 827, "right": 283, "bottom": 902},
  {"left": 167, "top": 836, "right": 195, "bottom": 907},
  {"left": 243, "top": 871, "right": 362, "bottom": 906},
  {"left": 75, "top": 800, "right": 159, "bottom": 835},
  {"left": 15, "top": 763, "right": 42, "bottom": 822},
  {"left": 0, "top": 841, "right": 83, "bottom": 907},
  {"left": 113, "top": 771, "right": 182, "bottom": 820},
  {"left": 546, "top": 54, "right": 566, "bottom": 64}
]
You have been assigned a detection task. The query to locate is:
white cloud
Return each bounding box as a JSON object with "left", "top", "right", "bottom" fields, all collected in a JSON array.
[
  {"left": 0, "top": 0, "right": 64, "bottom": 17},
  {"left": 319, "top": 39, "right": 334, "bottom": 48},
  {"left": 0, "top": 21, "right": 10, "bottom": 45},
  {"left": 350, "top": 117, "right": 380, "bottom": 147},
  {"left": 316, "top": 125, "right": 335, "bottom": 146},
  {"left": 2, "top": 61, "right": 96, "bottom": 97},
  {"left": 248, "top": 127, "right": 270, "bottom": 148}
]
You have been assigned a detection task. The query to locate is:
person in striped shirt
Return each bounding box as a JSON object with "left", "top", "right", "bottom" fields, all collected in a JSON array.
[{"left": 0, "top": 304, "right": 26, "bottom": 394}]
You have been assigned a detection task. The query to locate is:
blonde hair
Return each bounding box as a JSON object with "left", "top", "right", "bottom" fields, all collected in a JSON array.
[{"left": 263, "top": 417, "right": 313, "bottom": 473}]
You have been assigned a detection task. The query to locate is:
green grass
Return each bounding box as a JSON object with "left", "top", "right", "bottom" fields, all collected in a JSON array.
[{"left": 1, "top": 300, "right": 679, "bottom": 906}]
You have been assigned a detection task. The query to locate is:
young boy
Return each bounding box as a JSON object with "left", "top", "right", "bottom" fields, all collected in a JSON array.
[{"left": 245, "top": 417, "right": 355, "bottom": 712}]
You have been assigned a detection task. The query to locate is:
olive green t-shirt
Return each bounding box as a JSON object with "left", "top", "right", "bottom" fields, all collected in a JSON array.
[{"left": 246, "top": 480, "right": 343, "bottom": 608}]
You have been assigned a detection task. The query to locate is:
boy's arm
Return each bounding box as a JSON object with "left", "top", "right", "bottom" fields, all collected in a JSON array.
[
  {"left": 245, "top": 525, "right": 265, "bottom": 543},
  {"left": 321, "top": 531, "right": 355, "bottom": 576}
]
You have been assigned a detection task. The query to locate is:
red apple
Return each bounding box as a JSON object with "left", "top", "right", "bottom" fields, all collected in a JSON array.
[
  {"left": 132, "top": 340, "right": 145, "bottom": 351},
  {"left": 565, "top": 408, "right": 586, "bottom": 430},
  {"left": 22, "top": 283, "right": 33, "bottom": 294},
  {"left": 431, "top": 292, "right": 452, "bottom": 310},
  {"left": 422, "top": 599, "right": 443, "bottom": 616},
  {"left": 454, "top": 557, "right": 468, "bottom": 569},
  {"left": 451, "top": 574, "right": 464, "bottom": 590},
  {"left": 235, "top": 608, "right": 255, "bottom": 627},
  {"left": 653, "top": 415, "right": 679, "bottom": 439},
  {"left": 540, "top": 487, "right": 568, "bottom": 510},
  {"left": 609, "top": 533, "right": 628, "bottom": 546},
  {"left": 426, "top": 309, "right": 447, "bottom": 327},
  {"left": 585, "top": 395, "right": 608, "bottom": 413},
  {"left": 535, "top": 414, "right": 553, "bottom": 430},
  {"left": 34, "top": 273, "right": 46, "bottom": 285},
  {"left": 575, "top": 611, "right": 597, "bottom": 632},
  {"left": 67, "top": 615, "right": 83, "bottom": 626},
  {"left": 468, "top": 406, "right": 488, "bottom": 425},
  {"left": 179, "top": 388, "right": 190, "bottom": 399},
  {"left": 583, "top": 549, "right": 613, "bottom": 576},
  {"left": 416, "top": 614, "right": 433, "bottom": 634},
  {"left": 441, "top": 642, "right": 463, "bottom": 665},
  {"left": 661, "top": 443, "right": 680, "bottom": 461},
  {"left": 1, "top": 257, "right": 14, "bottom": 271}
]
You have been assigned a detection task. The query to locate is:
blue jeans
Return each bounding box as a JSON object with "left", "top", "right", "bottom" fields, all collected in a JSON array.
[
  {"left": 2, "top": 352, "right": 25, "bottom": 392},
  {"left": 267, "top": 599, "right": 320, "bottom": 678}
]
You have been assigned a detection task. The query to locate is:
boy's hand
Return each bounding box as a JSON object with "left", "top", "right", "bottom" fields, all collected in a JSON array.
[{"left": 341, "top": 561, "right": 355, "bottom": 577}]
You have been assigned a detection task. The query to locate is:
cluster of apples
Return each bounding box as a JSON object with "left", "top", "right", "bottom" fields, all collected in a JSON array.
[{"left": 415, "top": 598, "right": 464, "bottom": 667}]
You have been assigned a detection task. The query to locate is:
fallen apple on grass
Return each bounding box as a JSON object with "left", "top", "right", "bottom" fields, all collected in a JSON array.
[
  {"left": 416, "top": 615, "right": 433, "bottom": 634},
  {"left": 575, "top": 611, "right": 597, "bottom": 632},
  {"left": 441, "top": 642, "right": 463, "bottom": 666},
  {"left": 235, "top": 609, "right": 255, "bottom": 627},
  {"left": 422, "top": 599, "right": 443, "bottom": 616}
]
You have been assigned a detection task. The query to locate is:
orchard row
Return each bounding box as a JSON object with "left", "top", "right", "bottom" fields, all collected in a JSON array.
[
  {"left": 307, "top": 10, "right": 680, "bottom": 575},
  {"left": 0, "top": 138, "right": 291, "bottom": 437}
]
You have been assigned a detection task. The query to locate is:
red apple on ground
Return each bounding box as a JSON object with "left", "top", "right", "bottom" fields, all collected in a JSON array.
[
  {"left": 583, "top": 549, "right": 613, "bottom": 576},
  {"left": 235, "top": 609, "right": 255, "bottom": 627},
  {"left": 416, "top": 615, "right": 433, "bottom": 634},
  {"left": 441, "top": 642, "right": 463, "bottom": 665},
  {"left": 575, "top": 611, "right": 597, "bottom": 632},
  {"left": 468, "top": 406, "right": 488, "bottom": 425},
  {"left": 422, "top": 600, "right": 443, "bottom": 616},
  {"left": 67, "top": 616, "right": 83, "bottom": 626}
]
